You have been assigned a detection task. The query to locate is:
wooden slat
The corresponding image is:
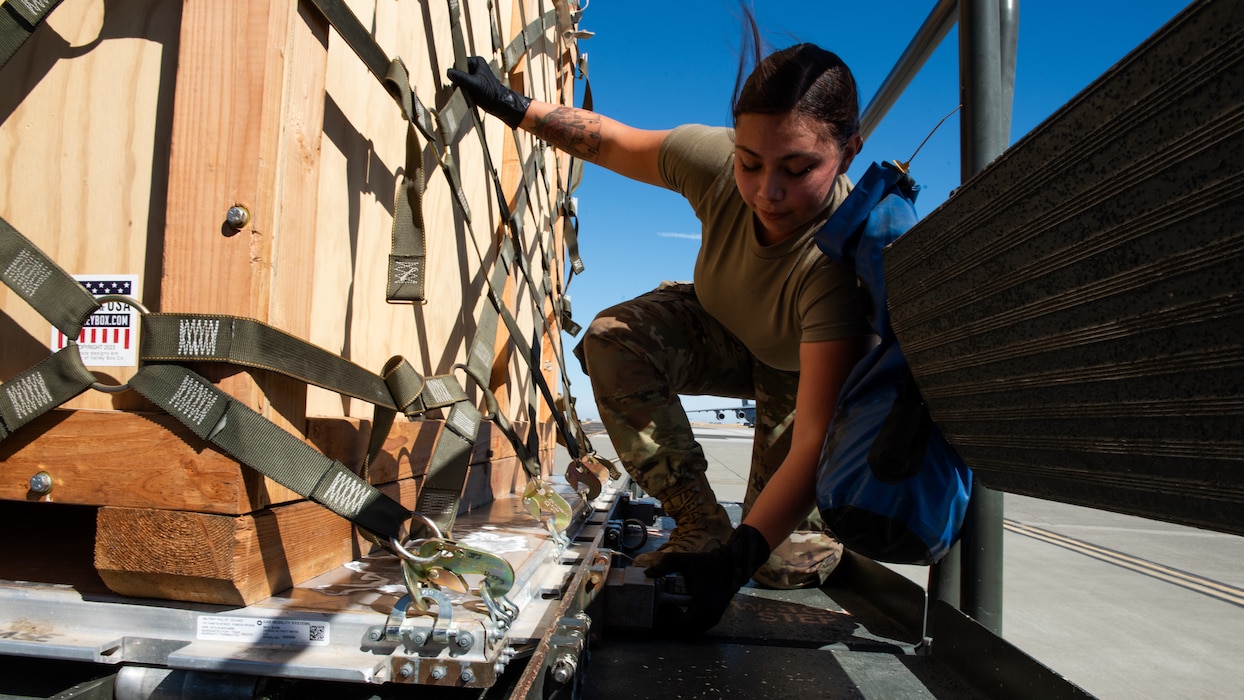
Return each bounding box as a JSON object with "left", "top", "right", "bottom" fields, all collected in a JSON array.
[
  {"left": 0, "top": 410, "right": 461, "bottom": 513},
  {"left": 160, "top": 0, "right": 328, "bottom": 432}
]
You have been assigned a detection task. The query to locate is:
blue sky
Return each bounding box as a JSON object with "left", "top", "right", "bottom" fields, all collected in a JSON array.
[{"left": 556, "top": 0, "right": 1190, "bottom": 421}]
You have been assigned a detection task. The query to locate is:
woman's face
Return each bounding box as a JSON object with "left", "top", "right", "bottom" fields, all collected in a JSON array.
[{"left": 733, "top": 111, "right": 858, "bottom": 245}]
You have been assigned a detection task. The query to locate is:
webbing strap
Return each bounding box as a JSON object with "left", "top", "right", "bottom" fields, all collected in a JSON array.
[
  {"left": 0, "top": 220, "right": 425, "bottom": 537},
  {"left": 387, "top": 120, "right": 428, "bottom": 302},
  {"left": 141, "top": 313, "right": 407, "bottom": 410},
  {"left": 501, "top": 8, "right": 558, "bottom": 73},
  {"left": 440, "top": 14, "right": 590, "bottom": 468},
  {"left": 304, "top": 0, "right": 435, "bottom": 303},
  {"left": 0, "top": 215, "right": 102, "bottom": 443},
  {"left": 139, "top": 312, "right": 485, "bottom": 530},
  {"left": 410, "top": 270, "right": 502, "bottom": 539},
  {"left": 412, "top": 372, "right": 479, "bottom": 538},
  {"left": 0, "top": 0, "right": 64, "bottom": 72},
  {"left": 129, "top": 364, "right": 411, "bottom": 539},
  {"left": 1, "top": 215, "right": 99, "bottom": 336},
  {"left": 474, "top": 1, "right": 591, "bottom": 462},
  {"left": 501, "top": 154, "right": 588, "bottom": 458},
  {"left": 0, "top": 345, "right": 95, "bottom": 442}
]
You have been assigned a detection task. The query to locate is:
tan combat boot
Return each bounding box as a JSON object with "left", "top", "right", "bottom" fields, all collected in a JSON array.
[{"left": 634, "top": 474, "right": 734, "bottom": 568}]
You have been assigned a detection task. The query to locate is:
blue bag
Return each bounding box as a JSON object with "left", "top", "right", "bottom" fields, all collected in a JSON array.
[{"left": 813, "top": 161, "right": 972, "bottom": 565}]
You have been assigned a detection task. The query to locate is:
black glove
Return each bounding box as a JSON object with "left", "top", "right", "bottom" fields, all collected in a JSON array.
[
  {"left": 446, "top": 56, "right": 531, "bottom": 128},
  {"left": 643, "top": 524, "right": 771, "bottom": 636}
]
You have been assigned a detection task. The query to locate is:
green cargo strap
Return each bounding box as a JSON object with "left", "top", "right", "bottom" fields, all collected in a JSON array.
[
  {"left": 129, "top": 364, "right": 411, "bottom": 540},
  {"left": 0, "top": 216, "right": 102, "bottom": 442},
  {"left": 438, "top": 86, "right": 585, "bottom": 465},
  {"left": 442, "top": 39, "right": 608, "bottom": 492},
  {"left": 387, "top": 120, "right": 428, "bottom": 302},
  {"left": 499, "top": 158, "right": 587, "bottom": 458},
  {"left": 439, "top": 2, "right": 596, "bottom": 465},
  {"left": 1, "top": 216, "right": 100, "bottom": 337},
  {"left": 410, "top": 236, "right": 512, "bottom": 539},
  {"left": 0, "top": 345, "right": 96, "bottom": 442},
  {"left": 306, "top": 0, "right": 437, "bottom": 303},
  {"left": 140, "top": 313, "right": 412, "bottom": 411},
  {"left": 500, "top": 7, "right": 558, "bottom": 75},
  {"left": 560, "top": 49, "right": 592, "bottom": 283},
  {"left": 139, "top": 313, "right": 484, "bottom": 518},
  {"left": 457, "top": 361, "right": 572, "bottom": 535},
  {"left": 413, "top": 373, "right": 480, "bottom": 538},
  {"left": 0, "top": 0, "right": 65, "bottom": 72}
]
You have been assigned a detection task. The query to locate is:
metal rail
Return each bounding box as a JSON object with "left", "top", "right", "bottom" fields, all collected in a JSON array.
[{"left": 858, "top": 0, "right": 1018, "bottom": 636}]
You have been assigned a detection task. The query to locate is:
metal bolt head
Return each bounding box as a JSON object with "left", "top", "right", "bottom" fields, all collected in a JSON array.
[
  {"left": 28, "top": 472, "right": 52, "bottom": 494},
  {"left": 411, "top": 631, "right": 427, "bottom": 646},
  {"left": 456, "top": 631, "right": 474, "bottom": 649},
  {"left": 460, "top": 668, "right": 476, "bottom": 684},
  {"left": 398, "top": 662, "right": 415, "bottom": 678},
  {"left": 368, "top": 629, "right": 382, "bottom": 641},
  {"left": 551, "top": 656, "right": 576, "bottom": 684},
  {"left": 429, "top": 665, "right": 447, "bottom": 681},
  {"left": 225, "top": 205, "right": 250, "bottom": 229}
]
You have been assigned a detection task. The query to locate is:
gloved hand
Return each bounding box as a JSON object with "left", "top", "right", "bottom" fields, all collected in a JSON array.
[
  {"left": 446, "top": 56, "right": 531, "bottom": 128},
  {"left": 643, "top": 524, "right": 771, "bottom": 636}
]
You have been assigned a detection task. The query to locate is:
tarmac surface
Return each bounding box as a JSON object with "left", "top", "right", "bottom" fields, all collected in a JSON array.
[{"left": 565, "top": 421, "right": 1244, "bottom": 699}]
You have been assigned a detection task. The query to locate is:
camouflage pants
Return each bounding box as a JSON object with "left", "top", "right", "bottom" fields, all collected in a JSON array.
[{"left": 575, "top": 283, "right": 842, "bottom": 587}]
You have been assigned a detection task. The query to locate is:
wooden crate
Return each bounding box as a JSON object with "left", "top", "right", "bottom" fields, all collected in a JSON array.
[{"left": 0, "top": 0, "right": 583, "bottom": 604}]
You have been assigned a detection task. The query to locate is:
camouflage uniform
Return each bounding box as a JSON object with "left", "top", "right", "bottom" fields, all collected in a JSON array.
[{"left": 576, "top": 282, "right": 842, "bottom": 588}]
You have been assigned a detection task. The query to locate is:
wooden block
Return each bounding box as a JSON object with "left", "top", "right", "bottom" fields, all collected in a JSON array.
[
  {"left": 0, "top": 410, "right": 473, "bottom": 514},
  {"left": 94, "top": 480, "right": 417, "bottom": 606},
  {"left": 0, "top": 409, "right": 300, "bottom": 513}
]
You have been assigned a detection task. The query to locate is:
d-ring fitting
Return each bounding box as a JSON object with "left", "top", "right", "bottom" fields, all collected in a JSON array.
[{"left": 78, "top": 294, "right": 149, "bottom": 394}]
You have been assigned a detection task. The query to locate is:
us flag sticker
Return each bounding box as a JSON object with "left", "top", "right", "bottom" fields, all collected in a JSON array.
[{"left": 50, "top": 274, "right": 140, "bottom": 367}]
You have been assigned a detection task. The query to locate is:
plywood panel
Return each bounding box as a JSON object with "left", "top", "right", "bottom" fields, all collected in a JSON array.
[{"left": 0, "top": 0, "right": 181, "bottom": 410}]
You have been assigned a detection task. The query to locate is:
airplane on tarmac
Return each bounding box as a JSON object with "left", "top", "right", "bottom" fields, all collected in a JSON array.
[{"left": 687, "top": 399, "right": 755, "bottom": 427}]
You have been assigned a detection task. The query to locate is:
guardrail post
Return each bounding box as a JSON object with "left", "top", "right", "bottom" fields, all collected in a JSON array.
[{"left": 955, "top": 0, "right": 1017, "bottom": 636}]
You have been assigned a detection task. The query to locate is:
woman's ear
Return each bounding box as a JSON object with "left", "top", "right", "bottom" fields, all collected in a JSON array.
[{"left": 839, "top": 132, "right": 863, "bottom": 175}]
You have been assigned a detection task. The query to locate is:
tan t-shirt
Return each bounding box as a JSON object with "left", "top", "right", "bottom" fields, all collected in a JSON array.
[{"left": 658, "top": 124, "right": 870, "bottom": 372}]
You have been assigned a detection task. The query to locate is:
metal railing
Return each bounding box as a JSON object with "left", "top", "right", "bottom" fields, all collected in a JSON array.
[{"left": 858, "top": 0, "right": 1020, "bottom": 636}]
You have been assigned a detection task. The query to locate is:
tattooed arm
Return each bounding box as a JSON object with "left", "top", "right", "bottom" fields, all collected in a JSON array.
[
  {"left": 519, "top": 101, "right": 671, "bottom": 189},
  {"left": 446, "top": 59, "right": 669, "bottom": 187}
]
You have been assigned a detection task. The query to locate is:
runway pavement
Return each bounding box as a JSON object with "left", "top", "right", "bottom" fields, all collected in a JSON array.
[{"left": 564, "top": 421, "right": 1244, "bottom": 699}]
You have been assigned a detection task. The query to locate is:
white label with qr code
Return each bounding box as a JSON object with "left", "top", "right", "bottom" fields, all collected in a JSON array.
[{"left": 197, "top": 616, "right": 330, "bottom": 647}]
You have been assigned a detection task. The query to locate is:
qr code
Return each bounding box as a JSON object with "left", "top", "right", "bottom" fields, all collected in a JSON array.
[{"left": 309, "top": 625, "right": 326, "bottom": 642}]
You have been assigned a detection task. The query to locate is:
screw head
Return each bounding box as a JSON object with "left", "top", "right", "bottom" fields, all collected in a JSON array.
[
  {"left": 429, "top": 665, "right": 447, "bottom": 681},
  {"left": 225, "top": 205, "right": 250, "bottom": 229},
  {"left": 398, "top": 662, "right": 415, "bottom": 678},
  {"left": 461, "top": 668, "right": 476, "bottom": 683},
  {"left": 28, "top": 472, "right": 52, "bottom": 494},
  {"left": 456, "top": 631, "right": 474, "bottom": 649}
]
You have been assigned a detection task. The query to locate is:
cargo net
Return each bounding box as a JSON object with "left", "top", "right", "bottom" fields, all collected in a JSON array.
[{"left": 0, "top": 0, "right": 615, "bottom": 636}]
